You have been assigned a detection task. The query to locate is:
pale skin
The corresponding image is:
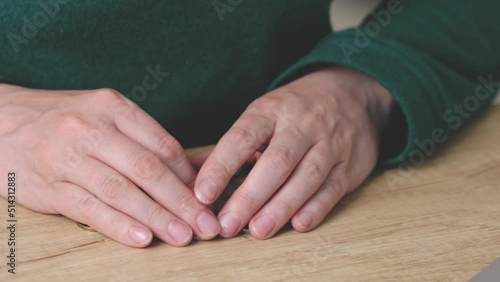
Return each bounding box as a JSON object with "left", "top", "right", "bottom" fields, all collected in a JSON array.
[
  {"left": 195, "top": 67, "right": 394, "bottom": 238},
  {"left": 0, "top": 66, "right": 394, "bottom": 247}
]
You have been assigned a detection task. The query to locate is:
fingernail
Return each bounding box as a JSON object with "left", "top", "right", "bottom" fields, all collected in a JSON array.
[
  {"left": 219, "top": 212, "right": 241, "bottom": 237},
  {"left": 167, "top": 220, "right": 192, "bottom": 244},
  {"left": 296, "top": 212, "right": 313, "bottom": 230},
  {"left": 197, "top": 180, "right": 218, "bottom": 204},
  {"left": 252, "top": 215, "right": 276, "bottom": 238},
  {"left": 128, "top": 225, "right": 152, "bottom": 245},
  {"left": 196, "top": 210, "right": 220, "bottom": 238}
]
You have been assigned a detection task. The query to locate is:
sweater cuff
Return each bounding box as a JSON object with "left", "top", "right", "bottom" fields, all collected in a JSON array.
[{"left": 267, "top": 28, "right": 452, "bottom": 167}]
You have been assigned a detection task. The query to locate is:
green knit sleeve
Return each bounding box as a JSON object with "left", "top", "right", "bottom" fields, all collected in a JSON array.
[{"left": 268, "top": 0, "right": 500, "bottom": 167}]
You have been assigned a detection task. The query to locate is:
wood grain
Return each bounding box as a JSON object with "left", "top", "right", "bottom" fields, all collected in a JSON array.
[{"left": 1, "top": 106, "right": 499, "bottom": 282}]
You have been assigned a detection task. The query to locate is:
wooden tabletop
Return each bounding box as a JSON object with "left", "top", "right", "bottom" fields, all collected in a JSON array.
[{"left": 1, "top": 106, "right": 500, "bottom": 282}]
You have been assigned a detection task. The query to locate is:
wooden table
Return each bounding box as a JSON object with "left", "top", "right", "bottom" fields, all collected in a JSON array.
[{"left": 1, "top": 106, "right": 499, "bottom": 282}]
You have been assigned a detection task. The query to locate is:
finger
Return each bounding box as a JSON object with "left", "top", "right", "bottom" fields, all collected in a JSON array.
[
  {"left": 291, "top": 163, "right": 349, "bottom": 233},
  {"left": 217, "top": 130, "right": 313, "bottom": 238},
  {"left": 91, "top": 129, "right": 220, "bottom": 239},
  {"left": 248, "top": 144, "right": 335, "bottom": 239},
  {"left": 195, "top": 113, "right": 274, "bottom": 205},
  {"left": 51, "top": 182, "right": 155, "bottom": 248},
  {"left": 188, "top": 149, "right": 213, "bottom": 172},
  {"left": 107, "top": 92, "right": 197, "bottom": 186},
  {"left": 65, "top": 157, "right": 194, "bottom": 245},
  {"left": 189, "top": 149, "right": 261, "bottom": 173},
  {"left": 248, "top": 150, "right": 263, "bottom": 164}
]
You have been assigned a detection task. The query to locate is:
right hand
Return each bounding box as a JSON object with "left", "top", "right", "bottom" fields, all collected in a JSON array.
[{"left": 0, "top": 84, "right": 220, "bottom": 247}]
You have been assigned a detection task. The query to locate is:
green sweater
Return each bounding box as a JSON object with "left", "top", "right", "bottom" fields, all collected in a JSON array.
[{"left": 1, "top": 0, "right": 499, "bottom": 166}]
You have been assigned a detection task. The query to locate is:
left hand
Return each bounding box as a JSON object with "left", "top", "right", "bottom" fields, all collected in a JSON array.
[{"left": 194, "top": 67, "right": 394, "bottom": 239}]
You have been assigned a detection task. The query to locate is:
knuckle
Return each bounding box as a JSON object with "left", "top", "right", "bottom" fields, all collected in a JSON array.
[
  {"left": 227, "top": 126, "right": 258, "bottom": 149},
  {"left": 309, "top": 198, "right": 329, "bottom": 217},
  {"left": 132, "top": 152, "right": 163, "bottom": 182},
  {"left": 100, "top": 174, "right": 129, "bottom": 203},
  {"left": 302, "top": 161, "right": 326, "bottom": 185},
  {"left": 276, "top": 96, "right": 300, "bottom": 118},
  {"left": 144, "top": 204, "right": 165, "bottom": 225},
  {"left": 272, "top": 197, "right": 295, "bottom": 218},
  {"left": 78, "top": 196, "right": 100, "bottom": 219},
  {"left": 252, "top": 97, "right": 280, "bottom": 112},
  {"left": 235, "top": 190, "right": 261, "bottom": 211},
  {"left": 94, "top": 88, "right": 136, "bottom": 121},
  {"left": 309, "top": 176, "right": 347, "bottom": 216},
  {"left": 325, "top": 94, "right": 340, "bottom": 110},
  {"left": 205, "top": 162, "right": 232, "bottom": 188},
  {"left": 288, "top": 127, "right": 307, "bottom": 142},
  {"left": 326, "top": 176, "right": 347, "bottom": 201},
  {"left": 302, "top": 104, "right": 328, "bottom": 129},
  {"left": 155, "top": 134, "right": 183, "bottom": 162},
  {"left": 312, "top": 101, "right": 328, "bottom": 118},
  {"left": 93, "top": 88, "right": 123, "bottom": 102},
  {"left": 175, "top": 193, "right": 199, "bottom": 216},
  {"left": 107, "top": 213, "right": 119, "bottom": 228},
  {"left": 264, "top": 145, "right": 294, "bottom": 175}
]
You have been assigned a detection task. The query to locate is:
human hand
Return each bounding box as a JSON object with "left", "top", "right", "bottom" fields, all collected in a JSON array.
[
  {"left": 0, "top": 85, "right": 220, "bottom": 247},
  {"left": 194, "top": 67, "right": 394, "bottom": 239}
]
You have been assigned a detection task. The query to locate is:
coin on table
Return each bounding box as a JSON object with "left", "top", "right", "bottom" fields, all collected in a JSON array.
[{"left": 76, "top": 222, "right": 97, "bottom": 232}]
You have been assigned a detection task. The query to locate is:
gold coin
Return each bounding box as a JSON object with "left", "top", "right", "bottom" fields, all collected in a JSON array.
[{"left": 76, "top": 222, "right": 97, "bottom": 232}]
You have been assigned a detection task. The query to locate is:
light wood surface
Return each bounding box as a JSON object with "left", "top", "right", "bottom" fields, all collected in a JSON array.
[{"left": 1, "top": 106, "right": 500, "bottom": 282}]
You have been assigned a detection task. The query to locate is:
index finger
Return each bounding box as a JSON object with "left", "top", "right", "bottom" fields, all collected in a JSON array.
[
  {"left": 102, "top": 89, "right": 198, "bottom": 187},
  {"left": 194, "top": 113, "right": 274, "bottom": 204}
]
